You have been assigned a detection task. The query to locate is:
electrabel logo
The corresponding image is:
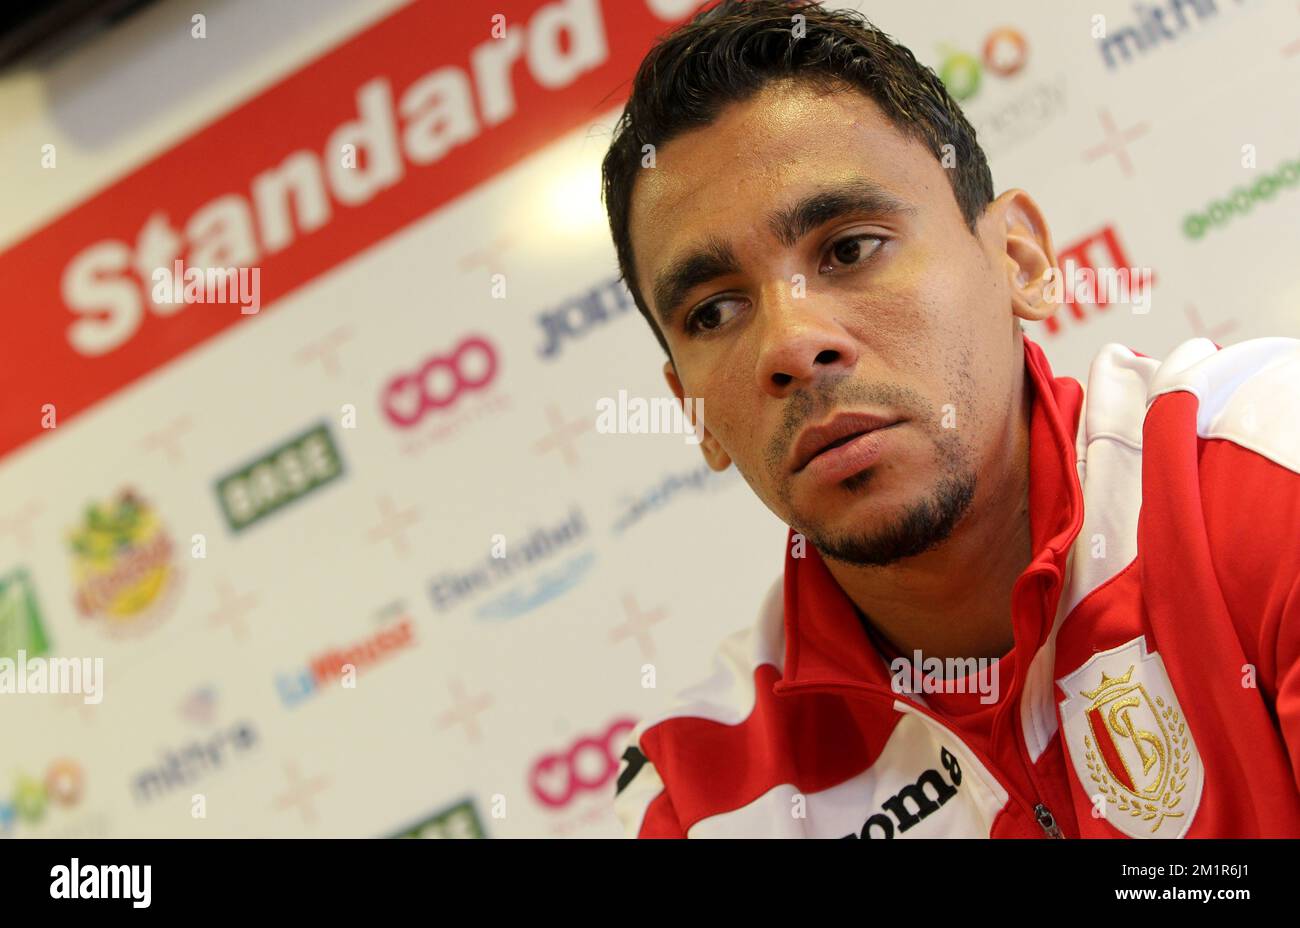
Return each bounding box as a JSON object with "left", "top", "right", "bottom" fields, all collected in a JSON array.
[
  {"left": 530, "top": 717, "right": 636, "bottom": 810},
  {"left": 390, "top": 797, "right": 486, "bottom": 839},
  {"left": 131, "top": 721, "right": 258, "bottom": 804},
  {"left": 276, "top": 608, "right": 416, "bottom": 708},
  {"left": 429, "top": 507, "right": 593, "bottom": 619},
  {"left": 0, "top": 759, "right": 85, "bottom": 837}
]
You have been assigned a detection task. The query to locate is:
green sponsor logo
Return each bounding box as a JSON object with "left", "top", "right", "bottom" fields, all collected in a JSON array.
[
  {"left": 391, "top": 798, "right": 486, "bottom": 839},
  {"left": 0, "top": 569, "right": 50, "bottom": 660},
  {"left": 215, "top": 422, "right": 344, "bottom": 533},
  {"left": 1182, "top": 155, "right": 1300, "bottom": 240}
]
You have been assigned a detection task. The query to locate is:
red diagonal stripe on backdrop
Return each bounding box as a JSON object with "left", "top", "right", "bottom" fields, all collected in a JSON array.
[{"left": 0, "top": 0, "right": 684, "bottom": 462}]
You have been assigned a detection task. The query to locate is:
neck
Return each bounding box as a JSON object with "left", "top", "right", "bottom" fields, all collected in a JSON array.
[{"left": 822, "top": 372, "right": 1034, "bottom": 663}]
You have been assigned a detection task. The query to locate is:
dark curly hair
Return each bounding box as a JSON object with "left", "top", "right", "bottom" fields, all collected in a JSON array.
[{"left": 600, "top": 0, "right": 995, "bottom": 360}]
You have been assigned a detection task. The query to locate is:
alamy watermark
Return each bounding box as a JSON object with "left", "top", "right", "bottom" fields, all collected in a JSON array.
[
  {"left": 50, "top": 858, "right": 150, "bottom": 908},
  {"left": 0, "top": 650, "right": 103, "bottom": 704},
  {"left": 890, "top": 649, "right": 1000, "bottom": 705},
  {"left": 595, "top": 390, "right": 704, "bottom": 445},
  {"left": 1041, "top": 262, "right": 1153, "bottom": 314},
  {"left": 151, "top": 259, "right": 261, "bottom": 315}
]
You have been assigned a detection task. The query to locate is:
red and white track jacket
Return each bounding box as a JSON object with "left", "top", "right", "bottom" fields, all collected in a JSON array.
[{"left": 614, "top": 333, "right": 1300, "bottom": 838}]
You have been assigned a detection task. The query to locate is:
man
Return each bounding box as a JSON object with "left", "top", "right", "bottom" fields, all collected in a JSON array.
[{"left": 600, "top": 0, "right": 1300, "bottom": 839}]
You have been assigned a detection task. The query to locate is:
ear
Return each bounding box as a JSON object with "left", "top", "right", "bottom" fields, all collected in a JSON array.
[
  {"left": 663, "top": 360, "right": 731, "bottom": 471},
  {"left": 988, "top": 189, "right": 1059, "bottom": 326}
]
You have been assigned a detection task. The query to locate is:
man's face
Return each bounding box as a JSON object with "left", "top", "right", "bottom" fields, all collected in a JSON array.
[{"left": 627, "top": 79, "right": 1038, "bottom": 567}]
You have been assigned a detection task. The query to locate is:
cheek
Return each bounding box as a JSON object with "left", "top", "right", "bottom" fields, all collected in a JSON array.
[
  {"left": 868, "top": 250, "right": 996, "bottom": 376},
  {"left": 839, "top": 280, "right": 939, "bottom": 374},
  {"left": 692, "top": 370, "right": 750, "bottom": 450}
]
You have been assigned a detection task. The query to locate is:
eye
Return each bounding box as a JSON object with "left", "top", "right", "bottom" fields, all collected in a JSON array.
[
  {"left": 819, "top": 234, "right": 885, "bottom": 274},
  {"left": 684, "top": 296, "right": 747, "bottom": 336}
]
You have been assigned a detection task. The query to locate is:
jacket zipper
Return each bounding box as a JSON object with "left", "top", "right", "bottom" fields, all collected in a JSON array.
[
  {"left": 1010, "top": 685, "right": 1066, "bottom": 839},
  {"left": 908, "top": 693, "right": 1065, "bottom": 839},
  {"left": 1010, "top": 574, "right": 1069, "bottom": 838},
  {"left": 1034, "top": 803, "right": 1064, "bottom": 838},
  {"left": 781, "top": 680, "right": 1066, "bottom": 838}
]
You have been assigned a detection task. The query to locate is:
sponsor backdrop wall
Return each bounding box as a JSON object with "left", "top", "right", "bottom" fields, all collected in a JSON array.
[{"left": 0, "top": 0, "right": 1297, "bottom": 838}]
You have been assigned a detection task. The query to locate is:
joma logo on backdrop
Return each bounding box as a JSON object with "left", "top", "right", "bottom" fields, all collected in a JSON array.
[{"left": 536, "top": 276, "right": 635, "bottom": 358}]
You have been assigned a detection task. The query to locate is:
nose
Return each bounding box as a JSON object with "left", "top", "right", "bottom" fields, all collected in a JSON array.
[{"left": 754, "top": 289, "right": 859, "bottom": 399}]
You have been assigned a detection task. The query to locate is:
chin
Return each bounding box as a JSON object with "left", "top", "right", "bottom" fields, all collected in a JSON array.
[{"left": 797, "top": 484, "right": 906, "bottom": 537}]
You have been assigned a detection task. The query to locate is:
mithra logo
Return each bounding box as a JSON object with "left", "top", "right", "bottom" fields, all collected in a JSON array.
[{"left": 842, "top": 747, "right": 963, "bottom": 839}]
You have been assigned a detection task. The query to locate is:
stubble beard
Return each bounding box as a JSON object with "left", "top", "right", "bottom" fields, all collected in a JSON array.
[
  {"left": 761, "top": 375, "right": 981, "bottom": 568},
  {"left": 792, "top": 425, "right": 979, "bottom": 568}
]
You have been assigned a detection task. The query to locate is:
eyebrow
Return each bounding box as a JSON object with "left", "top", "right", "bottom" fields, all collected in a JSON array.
[{"left": 650, "top": 178, "right": 915, "bottom": 328}]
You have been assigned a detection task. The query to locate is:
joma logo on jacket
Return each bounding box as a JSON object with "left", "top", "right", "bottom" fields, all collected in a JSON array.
[{"left": 843, "top": 748, "right": 963, "bottom": 839}]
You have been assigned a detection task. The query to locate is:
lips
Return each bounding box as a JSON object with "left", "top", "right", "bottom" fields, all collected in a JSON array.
[{"left": 791, "top": 412, "right": 901, "bottom": 474}]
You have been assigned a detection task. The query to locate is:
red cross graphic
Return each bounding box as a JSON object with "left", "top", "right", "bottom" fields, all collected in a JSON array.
[
  {"left": 208, "top": 577, "right": 259, "bottom": 642},
  {"left": 1082, "top": 109, "right": 1151, "bottom": 178},
  {"left": 139, "top": 416, "right": 193, "bottom": 466},
  {"left": 367, "top": 496, "right": 421, "bottom": 556},
  {"left": 436, "top": 678, "right": 494, "bottom": 743},
  {"left": 272, "top": 760, "right": 331, "bottom": 827},
  {"left": 0, "top": 501, "right": 44, "bottom": 549},
  {"left": 296, "top": 326, "right": 355, "bottom": 379},
  {"left": 1184, "top": 304, "right": 1238, "bottom": 344},
  {"left": 609, "top": 593, "right": 668, "bottom": 660},
  {"left": 533, "top": 404, "right": 590, "bottom": 470}
]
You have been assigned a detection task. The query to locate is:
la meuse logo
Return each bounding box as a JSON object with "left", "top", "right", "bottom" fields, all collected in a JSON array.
[{"left": 276, "top": 613, "right": 416, "bottom": 708}]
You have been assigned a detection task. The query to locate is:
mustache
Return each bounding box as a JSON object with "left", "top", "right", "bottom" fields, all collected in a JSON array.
[{"left": 763, "top": 373, "right": 932, "bottom": 473}]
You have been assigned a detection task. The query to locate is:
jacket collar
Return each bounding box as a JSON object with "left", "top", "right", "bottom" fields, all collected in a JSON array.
[{"left": 772, "top": 333, "right": 1085, "bottom": 698}]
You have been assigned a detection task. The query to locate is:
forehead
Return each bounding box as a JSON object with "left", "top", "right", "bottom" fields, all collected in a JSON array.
[{"left": 628, "top": 80, "right": 947, "bottom": 296}]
